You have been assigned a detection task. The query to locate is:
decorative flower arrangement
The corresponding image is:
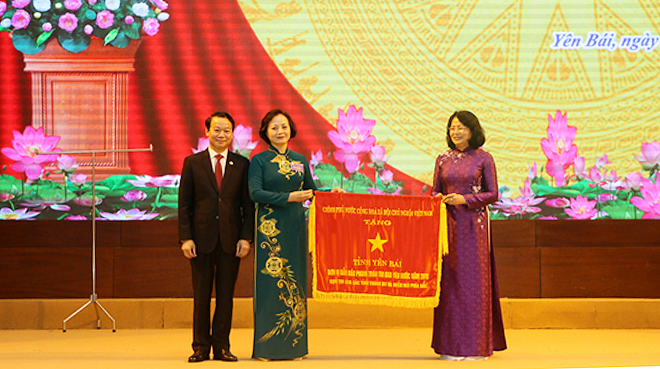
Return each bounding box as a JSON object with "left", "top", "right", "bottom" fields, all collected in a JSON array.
[
  {"left": 493, "top": 110, "right": 660, "bottom": 220},
  {"left": 314, "top": 105, "right": 402, "bottom": 195},
  {"left": 2, "top": 108, "right": 658, "bottom": 220},
  {"left": 1, "top": 125, "right": 177, "bottom": 220},
  {"left": 0, "top": 0, "right": 169, "bottom": 54}
]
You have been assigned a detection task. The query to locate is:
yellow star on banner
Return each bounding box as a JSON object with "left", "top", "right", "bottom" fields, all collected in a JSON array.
[{"left": 368, "top": 232, "right": 388, "bottom": 252}]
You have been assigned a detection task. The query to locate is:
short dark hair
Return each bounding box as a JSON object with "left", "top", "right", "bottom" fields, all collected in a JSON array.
[
  {"left": 258, "top": 109, "right": 297, "bottom": 145},
  {"left": 205, "top": 111, "right": 235, "bottom": 131},
  {"left": 446, "top": 110, "right": 486, "bottom": 150}
]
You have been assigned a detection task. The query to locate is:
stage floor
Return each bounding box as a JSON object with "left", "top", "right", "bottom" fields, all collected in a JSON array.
[{"left": 1, "top": 328, "right": 659, "bottom": 369}]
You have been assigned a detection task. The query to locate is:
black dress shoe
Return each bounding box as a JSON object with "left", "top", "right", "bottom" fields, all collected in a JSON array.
[
  {"left": 214, "top": 348, "right": 238, "bottom": 362},
  {"left": 188, "top": 351, "right": 210, "bottom": 363}
]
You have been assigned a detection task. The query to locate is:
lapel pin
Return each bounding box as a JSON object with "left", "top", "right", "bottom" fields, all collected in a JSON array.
[{"left": 229, "top": 161, "right": 234, "bottom": 165}]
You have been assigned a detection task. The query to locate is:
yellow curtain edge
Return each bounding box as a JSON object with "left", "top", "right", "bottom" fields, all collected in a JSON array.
[
  {"left": 308, "top": 197, "right": 318, "bottom": 300},
  {"left": 434, "top": 202, "right": 448, "bottom": 305}
]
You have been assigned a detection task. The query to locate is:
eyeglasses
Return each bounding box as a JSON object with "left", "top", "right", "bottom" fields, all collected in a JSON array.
[{"left": 449, "top": 126, "right": 467, "bottom": 133}]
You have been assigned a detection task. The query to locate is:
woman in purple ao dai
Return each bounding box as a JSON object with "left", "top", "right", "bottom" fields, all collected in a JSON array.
[{"left": 431, "top": 111, "right": 507, "bottom": 361}]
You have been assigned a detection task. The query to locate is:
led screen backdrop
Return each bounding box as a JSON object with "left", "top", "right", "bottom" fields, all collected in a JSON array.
[{"left": 0, "top": 0, "right": 659, "bottom": 220}]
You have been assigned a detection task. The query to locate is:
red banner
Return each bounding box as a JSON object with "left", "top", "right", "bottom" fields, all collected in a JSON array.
[{"left": 309, "top": 192, "right": 448, "bottom": 308}]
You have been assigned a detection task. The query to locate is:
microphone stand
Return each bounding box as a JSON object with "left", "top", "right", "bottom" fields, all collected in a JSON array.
[{"left": 40, "top": 145, "right": 153, "bottom": 332}]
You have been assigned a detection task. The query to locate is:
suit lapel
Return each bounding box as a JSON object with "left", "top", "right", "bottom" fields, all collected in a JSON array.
[
  {"left": 202, "top": 150, "right": 220, "bottom": 194},
  {"left": 220, "top": 151, "right": 239, "bottom": 197}
]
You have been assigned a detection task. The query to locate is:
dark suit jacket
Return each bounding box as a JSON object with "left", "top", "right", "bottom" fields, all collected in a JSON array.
[{"left": 178, "top": 150, "right": 254, "bottom": 254}]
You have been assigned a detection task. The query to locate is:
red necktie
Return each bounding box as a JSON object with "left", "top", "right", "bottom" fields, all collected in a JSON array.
[{"left": 215, "top": 154, "right": 223, "bottom": 190}]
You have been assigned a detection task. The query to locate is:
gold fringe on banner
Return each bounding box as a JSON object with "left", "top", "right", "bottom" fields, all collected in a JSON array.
[{"left": 309, "top": 197, "right": 449, "bottom": 309}]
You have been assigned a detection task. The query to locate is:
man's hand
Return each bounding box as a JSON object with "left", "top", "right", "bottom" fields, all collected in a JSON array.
[
  {"left": 181, "top": 239, "right": 197, "bottom": 259},
  {"left": 236, "top": 239, "right": 251, "bottom": 258}
]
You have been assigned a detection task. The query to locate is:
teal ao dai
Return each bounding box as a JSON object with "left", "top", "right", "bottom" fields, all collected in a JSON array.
[{"left": 248, "top": 146, "right": 317, "bottom": 360}]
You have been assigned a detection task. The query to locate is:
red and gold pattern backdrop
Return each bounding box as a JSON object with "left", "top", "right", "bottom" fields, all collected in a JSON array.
[
  {"left": 2, "top": 0, "right": 660, "bottom": 220},
  {"left": 0, "top": 0, "right": 425, "bottom": 193}
]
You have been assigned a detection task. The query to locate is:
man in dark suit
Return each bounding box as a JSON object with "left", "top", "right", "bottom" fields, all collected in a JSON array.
[{"left": 178, "top": 111, "right": 254, "bottom": 363}]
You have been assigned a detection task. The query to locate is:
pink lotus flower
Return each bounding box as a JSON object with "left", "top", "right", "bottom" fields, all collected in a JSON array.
[
  {"left": 21, "top": 199, "right": 71, "bottom": 212},
  {"left": 0, "top": 2, "right": 6, "bottom": 16},
  {"left": 88, "top": 0, "right": 97, "bottom": 4},
  {"left": 493, "top": 178, "right": 545, "bottom": 216},
  {"left": 58, "top": 12, "right": 78, "bottom": 33},
  {"left": 310, "top": 150, "right": 323, "bottom": 167},
  {"left": 1, "top": 126, "right": 61, "bottom": 180},
  {"left": 231, "top": 124, "right": 258, "bottom": 158},
  {"left": 11, "top": 0, "right": 30, "bottom": 8},
  {"left": 379, "top": 169, "right": 394, "bottom": 185},
  {"left": 595, "top": 154, "right": 611, "bottom": 168},
  {"left": 42, "top": 22, "right": 52, "bottom": 32},
  {"left": 125, "top": 15, "right": 135, "bottom": 25},
  {"left": 565, "top": 195, "right": 598, "bottom": 219},
  {"left": 367, "top": 187, "right": 402, "bottom": 195},
  {"left": 11, "top": 9, "right": 30, "bottom": 29},
  {"left": 370, "top": 144, "right": 389, "bottom": 168},
  {"left": 595, "top": 193, "right": 617, "bottom": 203},
  {"left": 127, "top": 174, "right": 180, "bottom": 188},
  {"left": 0, "top": 207, "right": 40, "bottom": 220},
  {"left": 518, "top": 178, "right": 539, "bottom": 199},
  {"left": 74, "top": 196, "right": 102, "bottom": 206},
  {"left": 64, "top": 0, "right": 82, "bottom": 11},
  {"left": 328, "top": 106, "right": 377, "bottom": 174},
  {"left": 541, "top": 110, "right": 578, "bottom": 186},
  {"left": 630, "top": 178, "right": 660, "bottom": 219},
  {"left": 345, "top": 159, "right": 361, "bottom": 174},
  {"left": 96, "top": 10, "right": 114, "bottom": 29},
  {"left": 69, "top": 173, "right": 87, "bottom": 186},
  {"left": 150, "top": 0, "right": 168, "bottom": 10},
  {"left": 634, "top": 141, "right": 660, "bottom": 173},
  {"left": 65, "top": 215, "right": 87, "bottom": 220},
  {"left": 99, "top": 208, "right": 159, "bottom": 220},
  {"left": 0, "top": 193, "right": 16, "bottom": 202},
  {"left": 585, "top": 166, "right": 607, "bottom": 188},
  {"left": 84, "top": 24, "right": 93, "bottom": 34},
  {"left": 587, "top": 167, "right": 624, "bottom": 191},
  {"left": 527, "top": 162, "right": 538, "bottom": 180},
  {"left": 121, "top": 190, "right": 147, "bottom": 202},
  {"left": 492, "top": 178, "right": 545, "bottom": 216},
  {"left": 600, "top": 170, "right": 625, "bottom": 191},
  {"left": 545, "top": 197, "right": 570, "bottom": 208},
  {"left": 142, "top": 17, "right": 159, "bottom": 36},
  {"left": 309, "top": 150, "right": 322, "bottom": 179},
  {"left": 624, "top": 172, "right": 643, "bottom": 191},
  {"left": 57, "top": 154, "right": 79, "bottom": 173},
  {"left": 192, "top": 137, "right": 209, "bottom": 154},
  {"left": 572, "top": 155, "right": 586, "bottom": 180}
]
